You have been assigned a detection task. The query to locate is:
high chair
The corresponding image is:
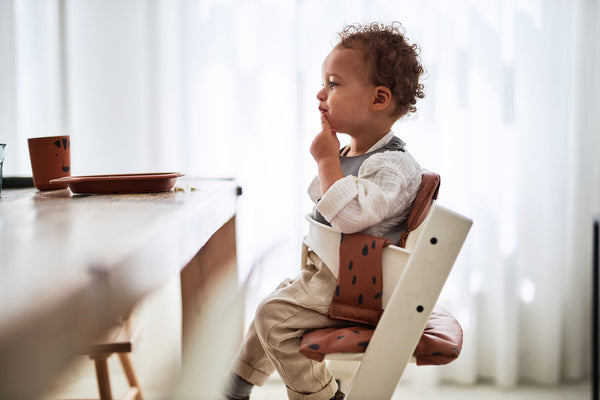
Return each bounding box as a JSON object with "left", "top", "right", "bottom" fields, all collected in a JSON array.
[
  {"left": 77, "top": 316, "right": 144, "bottom": 400},
  {"left": 299, "top": 174, "right": 472, "bottom": 400}
]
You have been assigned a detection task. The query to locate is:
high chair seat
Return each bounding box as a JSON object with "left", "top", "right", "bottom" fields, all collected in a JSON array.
[{"left": 300, "top": 305, "right": 462, "bottom": 365}]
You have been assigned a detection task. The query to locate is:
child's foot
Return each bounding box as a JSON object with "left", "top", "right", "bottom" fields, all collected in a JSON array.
[
  {"left": 224, "top": 373, "right": 253, "bottom": 400},
  {"left": 330, "top": 389, "right": 345, "bottom": 400}
]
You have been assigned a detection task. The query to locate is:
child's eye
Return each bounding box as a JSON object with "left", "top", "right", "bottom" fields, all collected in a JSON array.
[{"left": 321, "top": 81, "right": 339, "bottom": 89}]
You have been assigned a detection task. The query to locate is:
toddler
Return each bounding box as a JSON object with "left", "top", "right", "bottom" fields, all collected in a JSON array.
[{"left": 225, "top": 22, "right": 425, "bottom": 400}]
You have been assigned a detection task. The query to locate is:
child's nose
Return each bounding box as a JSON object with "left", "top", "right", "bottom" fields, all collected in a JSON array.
[{"left": 316, "top": 87, "right": 327, "bottom": 101}]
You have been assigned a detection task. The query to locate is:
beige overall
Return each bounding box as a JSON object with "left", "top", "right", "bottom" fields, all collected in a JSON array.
[{"left": 231, "top": 252, "right": 347, "bottom": 400}]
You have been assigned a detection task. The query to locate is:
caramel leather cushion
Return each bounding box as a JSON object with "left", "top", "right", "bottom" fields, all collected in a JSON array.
[
  {"left": 328, "top": 233, "right": 391, "bottom": 326},
  {"left": 300, "top": 306, "right": 462, "bottom": 365},
  {"left": 398, "top": 172, "right": 440, "bottom": 247}
]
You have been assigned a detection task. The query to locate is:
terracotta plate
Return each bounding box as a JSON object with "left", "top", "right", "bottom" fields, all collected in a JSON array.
[{"left": 50, "top": 172, "right": 184, "bottom": 194}]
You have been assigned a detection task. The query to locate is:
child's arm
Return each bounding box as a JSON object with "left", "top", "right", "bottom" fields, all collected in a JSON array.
[
  {"left": 312, "top": 151, "right": 421, "bottom": 235},
  {"left": 310, "top": 114, "right": 344, "bottom": 194}
]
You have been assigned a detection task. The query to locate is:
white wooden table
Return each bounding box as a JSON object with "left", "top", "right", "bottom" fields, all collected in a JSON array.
[{"left": 0, "top": 178, "right": 239, "bottom": 399}]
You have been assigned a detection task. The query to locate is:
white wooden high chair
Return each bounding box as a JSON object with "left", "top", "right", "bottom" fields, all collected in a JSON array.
[
  {"left": 300, "top": 175, "right": 472, "bottom": 400},
  {"left": 77, "top": 315, "right": 144, "bottom": 400}
]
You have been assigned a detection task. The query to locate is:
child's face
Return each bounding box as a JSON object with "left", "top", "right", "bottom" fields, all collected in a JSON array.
[{"left": 317, "top": 46, "right": 375, "bottom": 135}]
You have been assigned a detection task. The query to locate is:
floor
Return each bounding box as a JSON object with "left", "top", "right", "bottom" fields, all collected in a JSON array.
[
  {"left": 254, "top": 383, "right": 591, "bottom": 400},
  {"left": 252, "top": 372, "right": 590, "bottom": 400},
  {"left": 43, "top": 360, "right": 590, "bottom": 400},
  {"left": 253, "top": 382, "right": 590, "bottom": 400}
]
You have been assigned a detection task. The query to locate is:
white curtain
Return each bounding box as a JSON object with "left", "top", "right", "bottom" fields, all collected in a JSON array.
[{"left": 1, "top": 0, "right": 598, "bottom": 388}]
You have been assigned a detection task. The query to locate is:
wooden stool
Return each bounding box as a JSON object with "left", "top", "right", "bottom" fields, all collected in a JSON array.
[{"left": 80, "top": 320, "right": 144, "bottom": 400}]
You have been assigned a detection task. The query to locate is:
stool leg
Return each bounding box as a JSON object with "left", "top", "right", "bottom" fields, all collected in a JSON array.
[
  {"left": 91, "top": 354, "right": 113, "bottom": 400},
  {"left": 118, "top": 353, "right": 144, "bottom": 400}
]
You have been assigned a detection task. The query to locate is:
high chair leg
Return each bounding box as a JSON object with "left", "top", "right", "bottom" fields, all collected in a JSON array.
[
  {"left": 91, "top": 354, "right": 113, "bottom": 400},
  {"left": 118, "top": 353, "right": 144, "bottom": 400}
]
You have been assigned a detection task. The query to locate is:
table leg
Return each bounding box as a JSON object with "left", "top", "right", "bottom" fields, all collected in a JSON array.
[{"left": 180, "top": 217, "right": 241, "bottom": 364}]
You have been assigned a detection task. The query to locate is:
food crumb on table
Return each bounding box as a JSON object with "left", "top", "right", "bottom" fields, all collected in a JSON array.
[{"left": 173, "top": 185, "right": 198, "bottom": 192}]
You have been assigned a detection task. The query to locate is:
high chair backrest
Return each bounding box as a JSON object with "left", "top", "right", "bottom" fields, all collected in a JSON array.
[
  {"left": 400, "top": 171, "right": 440, "bottom": 249},
  {"left": 304, "top": 171, "right": 441, "bottom": 309}
]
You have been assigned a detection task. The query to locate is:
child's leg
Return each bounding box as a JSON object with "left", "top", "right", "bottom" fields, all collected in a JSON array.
[
  {"left": 230, "top": 278, "right": 296, "bottom": 387},
  {"left": 230, "top": 313, "right": 276, "bottom": 387},
  {"left": 231, "top": 253, "right": 345, "bottom": 400}
]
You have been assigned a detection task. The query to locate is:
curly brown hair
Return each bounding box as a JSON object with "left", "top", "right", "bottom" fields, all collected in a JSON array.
[{"left": 337, "top": 22, "right": 425, "bottom": 119}]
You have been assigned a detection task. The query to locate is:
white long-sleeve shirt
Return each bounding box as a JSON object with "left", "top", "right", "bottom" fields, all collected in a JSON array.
[{"left": 308, "top": 131, "right": 422, "bottom": 240}]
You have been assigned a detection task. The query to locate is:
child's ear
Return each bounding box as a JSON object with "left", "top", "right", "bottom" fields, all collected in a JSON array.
[{"left": 371, "top": 86, "right": 392, "bottom": 111}]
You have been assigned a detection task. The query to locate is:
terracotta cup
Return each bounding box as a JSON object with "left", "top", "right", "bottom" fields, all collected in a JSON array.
[
  {"left": 27, "top": 135, "right": 71, "bottom": 190},
  {"left": 0, "top": 143, "right": 5, "bottom": 193}
]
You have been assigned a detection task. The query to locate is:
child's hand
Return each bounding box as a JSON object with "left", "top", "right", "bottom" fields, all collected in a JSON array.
[
  {"left": 311, "top": 114, "right": 344, "bottom": 194},
  {"left": 310, "top": 114, "right": 339, "bottom": 163}
]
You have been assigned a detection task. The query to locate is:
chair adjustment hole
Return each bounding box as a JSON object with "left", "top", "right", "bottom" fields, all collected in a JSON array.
[
  {"left": 430, "top": 237, "right": 438, "bottom": 245},
  {"left": 416, "top": 305, "right": 424, "bottom": 312}
]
